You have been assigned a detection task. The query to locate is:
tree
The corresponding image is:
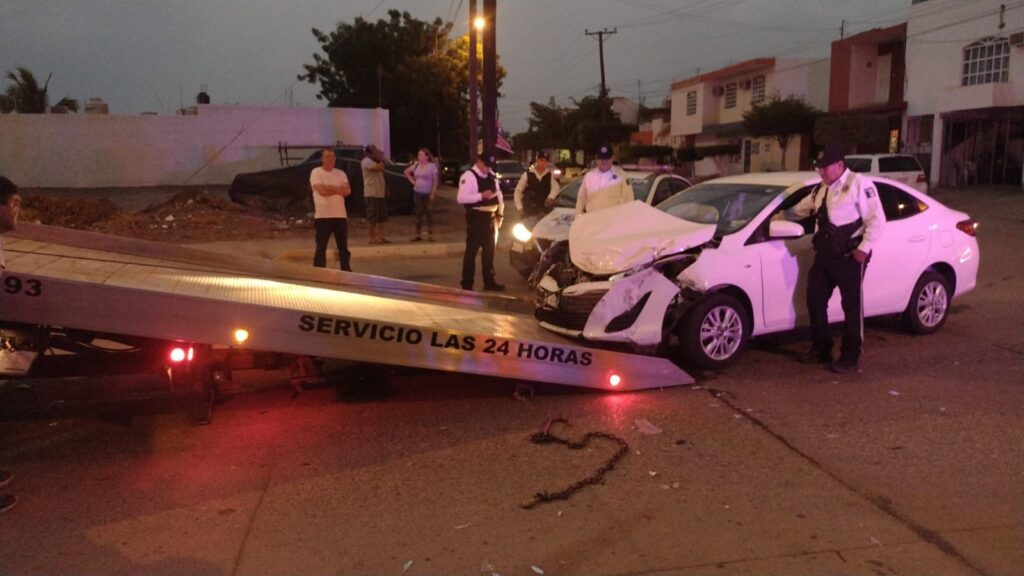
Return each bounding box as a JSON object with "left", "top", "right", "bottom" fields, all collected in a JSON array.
[
  {"left": 815, "top": 114, "right": 890, "bottom": 154},
  {"left": 0, "top": 67, "right": 79, "bottom": 114},
  {"left": 513, "top": 94, "right": 635, "bottom": 158},
  {"left": 299, "top": 9, "right": 504, "bottom": 160},
  {"left": 742, "top": 96, "right": 820, "bottom": 170}
]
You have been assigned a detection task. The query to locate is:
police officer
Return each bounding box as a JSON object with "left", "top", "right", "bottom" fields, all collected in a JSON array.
[
  {"left": 793, "top": 146, "right": 886, "bottom": 373},
  {"left": 513, "top": 151, "right": 560, "bottom": 220},
  {"left": 457, "top": 152, "right": 505, "bottom": 291},
  {"left": 575, "top": 144, "right": 632, "bottom": 214}
]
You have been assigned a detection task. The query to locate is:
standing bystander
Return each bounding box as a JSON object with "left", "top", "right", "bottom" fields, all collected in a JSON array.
[
  {"left": 0, "top": 175, "right": 22, "bottom": 513},
  {"left": 457, "top": 153, "right": 505, "bottom": 291},
  {"left": 310, "top": 148, "right": 353, "bottom": 271},
  {"left": 513, "top": 151, "right": 560, "bottom": 219},
  {"left": 404, "top": 148, "right": 439, "bottom": 241},
  {"left": 361, "top": 145, "right": 390, "bottom": 245}
]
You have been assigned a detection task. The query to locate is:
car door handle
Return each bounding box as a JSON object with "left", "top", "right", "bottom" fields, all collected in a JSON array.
[{"left": 908, "top": 235, "right": 927, "bottom": 243}]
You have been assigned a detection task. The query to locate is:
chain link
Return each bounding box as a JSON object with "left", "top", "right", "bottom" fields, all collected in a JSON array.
[{"left": 520, "top": 418, "right": 629, "bottom": 510}]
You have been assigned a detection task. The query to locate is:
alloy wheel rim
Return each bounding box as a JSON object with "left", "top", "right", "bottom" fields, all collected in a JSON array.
[
  {"left": 917, "top": 281, "right": 948, "bottom": 328},
  {"left": 699, "top": 306, "right": 743, "bottom": 361}
]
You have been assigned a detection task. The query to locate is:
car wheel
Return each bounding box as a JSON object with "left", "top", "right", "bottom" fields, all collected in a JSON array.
[
  {"left": 678, "top": 293, "right": 748, "bottom": 370},
  {"left": 902, "top": 271, "right": 951, "bottom": 334}
]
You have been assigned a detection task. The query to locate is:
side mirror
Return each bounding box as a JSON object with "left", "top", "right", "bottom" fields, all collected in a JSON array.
[{"left": 769, "top": 220, "right": 805, "bottom": 239}]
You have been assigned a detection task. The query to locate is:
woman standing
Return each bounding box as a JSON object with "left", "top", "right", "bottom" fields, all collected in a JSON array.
[{"left": 404, "top": 148, "right": 439, "bottom": 241}]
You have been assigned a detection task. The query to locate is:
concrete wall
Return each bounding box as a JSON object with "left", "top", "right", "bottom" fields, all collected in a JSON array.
[
  {"left": 773, "top": 58, "right": 830, "bottom": 111},
  {"left": 0, "top": 104, "right": 390, "bottom": 188}
]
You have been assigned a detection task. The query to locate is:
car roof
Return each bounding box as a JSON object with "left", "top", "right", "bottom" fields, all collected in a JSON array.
[{"left": 698, "top": 171, "right": 820, "bottom": 187}]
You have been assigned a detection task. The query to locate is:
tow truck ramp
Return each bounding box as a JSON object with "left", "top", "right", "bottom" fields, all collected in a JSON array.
[{"left": 1, "top": 224, "right": 693, "bottom": 391}]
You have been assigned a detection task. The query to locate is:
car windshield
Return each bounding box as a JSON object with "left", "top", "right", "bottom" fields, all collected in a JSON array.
[
  {"left": 495, "top": 162, "right": 523, "bottom": 173},
  {"left": 555, "top": 178, "right": 582, "bottom": 208},
  {"left": 657, "top": 182, "right": 786, "bottom": 235},
  {"left": 629, "top": 174, "right": 658, "bottom": 202}
]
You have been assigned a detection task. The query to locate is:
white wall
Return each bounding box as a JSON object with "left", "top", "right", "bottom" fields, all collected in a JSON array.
[
  {"left": 773, "top": 58, "right": 830, "bottom": 110},
  {"left": 905, "top": 0, "right": 1023, "bottom": 116},
  {"left": 0, "top": 104, "right": 390, "bottom": 187},
  {"left": 670, "top": 84, "right": 704, "bottom": 137}
]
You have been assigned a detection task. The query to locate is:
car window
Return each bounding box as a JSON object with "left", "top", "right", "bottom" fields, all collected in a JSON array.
[
  {"left": 651, "top": 178, "right": 679, "bottom": 206},
  {"left": 844, "top": 157, "right": 872, "bottom": 172},
  {"left": 495, "top": 162, "right": 524, "bottom": 173},
  {"left": 875, "top": 182, "right": 928, "bottom": 221},
  {"left": 878, "top": 156, "right": 923, "bottom": 172},
  {"left": 658, "top": 182, "right": 786, "bottom": 235},
  {"left": 631, "top": 175, "right": 655, "bottom": 202}
]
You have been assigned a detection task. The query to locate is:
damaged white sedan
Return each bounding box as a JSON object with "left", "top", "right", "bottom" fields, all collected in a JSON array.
[{"left": 535, "top": 172, "right": 980, "bottom": 369}]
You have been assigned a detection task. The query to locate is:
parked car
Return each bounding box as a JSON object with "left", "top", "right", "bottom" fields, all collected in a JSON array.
[
  {"left": 440, "top": 160, "right": 463, "bottom": 185},
  {"left": 556, "top": 162, "right": 585, "bottom": 183},
  {"left": 229, "top": 148, "right": 414, "bottom": 216},
  {"left": 845, "top": 153, "right": 928, "bottom": 194},
  {"left": 534, "top": 172, "right": 979, "bottom": 369},
  {"left": 510, "top": 171, "right": 692, "bottom": 278},
  {"left": 492, "top": 161, "right": 526, "bottom": 196}
]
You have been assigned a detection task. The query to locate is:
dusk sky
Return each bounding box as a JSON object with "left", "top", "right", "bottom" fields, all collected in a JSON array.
[{"left": 2, "top": 0, "right": 915, "bottom": 133}]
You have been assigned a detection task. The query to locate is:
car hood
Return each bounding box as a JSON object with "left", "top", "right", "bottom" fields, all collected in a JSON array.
[
  {"left": 569, "top": 201, "right": 716, "bottom": 275},
  {"left": 531, "top": 207, "right": 576, "bottom": 242}
]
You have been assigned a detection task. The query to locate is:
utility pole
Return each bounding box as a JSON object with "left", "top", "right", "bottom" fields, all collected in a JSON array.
[
  {"left": 482, "top": 0, "right": 497, "bottom": 158},
  {"left": 469, "top": 0, "right": 479, "bottom": 162},
  {"left": 840, "top": 19, "right": 845, "bottom": 40},
  {"left": 585, "top": 27, "right": 617, "bottom": 99}
]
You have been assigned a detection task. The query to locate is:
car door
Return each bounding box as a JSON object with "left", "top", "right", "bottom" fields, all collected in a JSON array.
[
  {"left": 650, "top": 176, "right": 690, "bottom": 206},
  {"left": 861, "top": 181, "right": 931, "bottom": 315},
  {"left": 754, "top": 185, "right": 817, "bottom": 331}
]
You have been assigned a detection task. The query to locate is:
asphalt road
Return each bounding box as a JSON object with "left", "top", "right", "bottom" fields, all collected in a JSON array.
[{"left": 0, "top": 188, "right": 1021, "bottom": 576}]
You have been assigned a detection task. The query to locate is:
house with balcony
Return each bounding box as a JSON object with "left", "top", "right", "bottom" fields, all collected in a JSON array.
[
  {"left": 818, "top": 23, "right": 907, "bottom": 155},
  {"left": 904, "top": 0, "right": 1023, "bottom": 187},
  {"left": 669, "top": 57, "right": 829, "bottom": 177}
]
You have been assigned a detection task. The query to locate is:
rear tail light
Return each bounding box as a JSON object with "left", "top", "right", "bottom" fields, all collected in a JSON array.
[
  {"left": 608, "top": 373, "right": 622, "bottom": 388},
  {"left": 916, "top": 174, "right": 927, "bottom": 183},
  {"left": 956, "top": 219, "right": 978, "bottom": 237},
  {"left": 169, "top": 346, "right": 195, "bottom": 363}
]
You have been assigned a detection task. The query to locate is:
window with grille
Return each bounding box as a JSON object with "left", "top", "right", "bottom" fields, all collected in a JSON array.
[
  {"left": 751, "top": 75, "right": 766, "bottom": 104},
  {"left": 724, "top": 83, "right": 737, "bottom": 108},
  {"left": 962, "top": 37, "right": 1010, "bottom": 86},
  {"left": 686, "top": 91, "right": 696, "bottom": 116}
]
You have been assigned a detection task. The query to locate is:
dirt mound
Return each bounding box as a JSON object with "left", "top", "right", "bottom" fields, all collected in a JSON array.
[{"left": 22, "top": 190, "right": 312, "bottom": 243}]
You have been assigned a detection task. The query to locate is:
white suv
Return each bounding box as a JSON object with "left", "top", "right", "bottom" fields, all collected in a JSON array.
[{"left": 845, "top": 154, "right": 928, "bottom": 194}]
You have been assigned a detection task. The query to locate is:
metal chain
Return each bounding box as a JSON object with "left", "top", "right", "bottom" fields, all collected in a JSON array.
[{"left": 520, "top": 418, "right": 629, "bottom": 510}]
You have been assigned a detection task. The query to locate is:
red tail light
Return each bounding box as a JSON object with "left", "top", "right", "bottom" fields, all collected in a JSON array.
[
  {"left": 608, "top": 373, "right": 622, "bottom": 388},
  {"left": 956, "top": 219, "right": 978, "bottom": 237},
  {"left": 916, "top": 173, "right": 927, "bottom": 183},
  {"left": 169, "top": 346, "right": 195, "bottom": 363}
]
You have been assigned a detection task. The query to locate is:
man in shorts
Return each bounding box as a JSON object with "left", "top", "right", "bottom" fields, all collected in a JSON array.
[{"left": 361, "top": 145, "right": 390, "bottom": 244}]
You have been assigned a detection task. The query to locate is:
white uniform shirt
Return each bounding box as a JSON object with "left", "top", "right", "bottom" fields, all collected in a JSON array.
[
  {"left": 575, "top": 166, "right": 632, "bottom": 214},
  {"left": 310, "top": 166, "right": 349, "bottom": 219},
  {"left": 513, "top": 167, "right": 560, "bottom": 213},
  {"left": 794, "top": 169, "right": 886, "bottom": 253},
  {"left": 457, "top": 166, "right": 505, "bottom": 213}
]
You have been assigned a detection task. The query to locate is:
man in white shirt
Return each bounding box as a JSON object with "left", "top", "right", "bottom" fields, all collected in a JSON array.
[
  {"left": 792, "top": 146, "right": 886, "bottom": 374},
  {"left": 575, "top": 145, "right": 632, "bottom": 214},
  {"left": 309, "top": 148, "right": 353, "bottom": 271},
  {"left": 513, "top": 151, "right": 560, "bottom": 219},
  {"left": 457, "top": 153, "right": 505, "bottom": 291}
]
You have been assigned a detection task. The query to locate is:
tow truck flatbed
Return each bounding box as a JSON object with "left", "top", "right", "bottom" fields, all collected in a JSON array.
[{"left": 1, "top": 224, "right": 693, "bottom": 391}]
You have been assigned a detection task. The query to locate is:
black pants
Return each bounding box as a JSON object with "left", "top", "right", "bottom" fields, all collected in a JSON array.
[
  {"left": 807, "top": 254, "right": 865, "bottom": 361},
  {"left": 413, "top": 194, "right": 433, "bottom": 236},
  {"left": 314, "top": 218, "right": 351, "bottom": 271},
  {"left": 461, "top": 209, "right": 497, "bottom": 289}
]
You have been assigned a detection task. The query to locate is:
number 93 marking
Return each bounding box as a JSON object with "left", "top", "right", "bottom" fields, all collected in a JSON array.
[{"left": 3, "top": 275, "right": 42, "bottom": 297}]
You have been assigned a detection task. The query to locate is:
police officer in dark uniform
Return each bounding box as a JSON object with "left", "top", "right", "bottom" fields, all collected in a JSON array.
[
  {"left": 513, "top": 151, "right": 559, "bottom": 220},
  {"left": 457, "top": 152, "right": 505, "bottom": 291},
  {"left": 793, "top": 146, "right": 886, "bottom": 373}
]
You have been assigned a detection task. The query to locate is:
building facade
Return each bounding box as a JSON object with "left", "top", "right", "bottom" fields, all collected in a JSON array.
[{"left": 904, "top": 0, "right": 1023, "bottom": 187}]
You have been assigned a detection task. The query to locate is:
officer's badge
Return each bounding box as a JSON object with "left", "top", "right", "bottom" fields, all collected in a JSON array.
[
  {"left": 865, "top": 187, "right": 876, "bottom": 198},
  {"left": 460, "top": 177, "right": 466, "bottom": 185},
  {"left": 612, "top": 174, "right": 618, "bottom": 180},
  {"left": 842, "top": 185, "right": 849, "bottom": 193}
]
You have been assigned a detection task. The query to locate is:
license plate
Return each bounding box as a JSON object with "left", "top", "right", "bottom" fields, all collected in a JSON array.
[{"left": 511, "top": 242, "right": 524, "bottom": 253}]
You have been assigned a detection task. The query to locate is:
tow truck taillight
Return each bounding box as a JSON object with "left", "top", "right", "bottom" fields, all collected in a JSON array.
[
  {"left": 956, "top": 219, "right": 979, "bottom": 237},
  {"left": 608, "top": 373, "right": 622, "bottom": 388}
]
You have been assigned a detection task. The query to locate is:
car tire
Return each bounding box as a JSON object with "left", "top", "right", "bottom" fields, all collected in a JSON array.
[
  {"left": 902, "top": 271, "right": 951, "bottom": 334},
  {"left": 677, "top": 293, "right": 749, "bottom": 370}
]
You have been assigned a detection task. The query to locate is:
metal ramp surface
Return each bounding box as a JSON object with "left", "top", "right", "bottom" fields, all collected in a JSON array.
[{"left": 1, "top": 224, "right": 693, "bottom": 390}]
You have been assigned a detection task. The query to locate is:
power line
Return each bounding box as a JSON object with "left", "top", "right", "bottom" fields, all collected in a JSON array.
[{"left": 584, "top": 27, "right": 617, "bottom": 99}]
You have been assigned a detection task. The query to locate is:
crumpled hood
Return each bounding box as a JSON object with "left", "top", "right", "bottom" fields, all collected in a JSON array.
[
  {"left": 569, "top": 201, "right": 716, "bottom": 275},
  {"left": 531, "top": 207, "right": 576, "bottom": 242}
]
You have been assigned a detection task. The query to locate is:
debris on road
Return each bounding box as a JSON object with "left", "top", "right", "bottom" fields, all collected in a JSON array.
[{"left": 634, "top": 418, "right": 662, "bottom": 435}]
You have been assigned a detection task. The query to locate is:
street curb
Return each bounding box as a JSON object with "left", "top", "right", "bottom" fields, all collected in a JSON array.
[{"left": 275, "top": 241, "right": 466, "bottom": 263}]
